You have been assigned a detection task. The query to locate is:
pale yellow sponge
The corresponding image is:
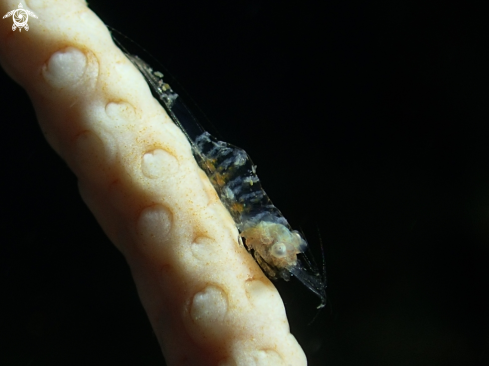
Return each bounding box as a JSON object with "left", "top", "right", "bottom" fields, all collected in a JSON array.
[{"left": 0, "top": 0, "right": 307, "bottom": 365}]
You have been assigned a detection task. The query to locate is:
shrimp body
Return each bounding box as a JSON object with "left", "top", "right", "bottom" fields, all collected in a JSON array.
[{"left": 127, "top": 54, "right": 327, "bottom": 308}]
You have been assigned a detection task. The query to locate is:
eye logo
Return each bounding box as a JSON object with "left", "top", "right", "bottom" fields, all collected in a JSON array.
[{"left": 3, "top": 3, "right": 38, "bottom": 32}]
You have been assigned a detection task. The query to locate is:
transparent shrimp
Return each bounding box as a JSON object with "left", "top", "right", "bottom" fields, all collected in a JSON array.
[{"left": 127, "top": 54, "right": 327, "bottom": 308}]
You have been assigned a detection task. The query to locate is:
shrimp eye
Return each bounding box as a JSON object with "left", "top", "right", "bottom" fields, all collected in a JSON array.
[{"left": 271, "top": 242, "right": 287, "bottom": 258}]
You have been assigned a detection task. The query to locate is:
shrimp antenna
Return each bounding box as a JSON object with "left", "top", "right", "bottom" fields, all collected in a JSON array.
[
  {"left": 306, "top": 226, "right": 328, "bottom": 324},
  {"left": 317, "top": 226, "right": 327, "bottom": 290}
]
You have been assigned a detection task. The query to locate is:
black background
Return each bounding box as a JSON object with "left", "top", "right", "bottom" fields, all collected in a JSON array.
[{"left": 1, "top": 1, "right": 489, "bottom": 365}]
